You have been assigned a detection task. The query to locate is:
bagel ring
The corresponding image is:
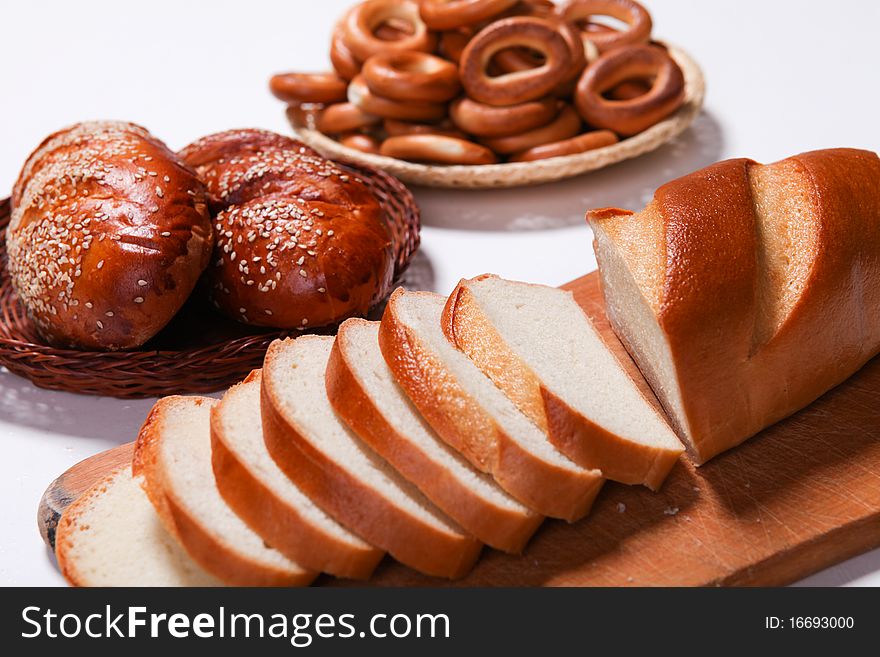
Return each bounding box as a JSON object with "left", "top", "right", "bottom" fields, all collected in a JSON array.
[
  {"left": 559, "top": 0, "right": 652, "bottom": 53},
  {"left": 331, "top": 25, "right": 362, "bottom": 80},
  {"left": 339, "top": 132, "right": 382, "bottom": 154},
  {"left": 342, "top": 0, "right": 437, "bottom": 61},
  {"left": 317, "top": 102, "right": 382, "bottom": 134},
  {"left": 419, "top": 0, "right": 519, "bottom": 31},
  {"left": 439, "top": 29, "right": 473, "bottom": 64},
  {"left": 607, "top": 78, "right": 651, "bottom": 100},
  {"left": 509, "top": 129, "right": 618, "bottom": 161},
  {"left": 383, "top": 118, "right": 468, "bottom": 140},
  {"left": 348, "top": 75, "right": 448, "bottom": 121},
  {"left": 575, "top": 44, "right": 684, "bottom": 136},
  {"left": 285, "top": 103, "right": 325, "bottom": 129},
  {"left": 374, "top": 16, "right": 416, "bottom": 40},
  {"left": 269, "top": 72, "right": 348, "bottom": 104},
  {"left": 362, "top": 51, "right": 461, "bottom": 103},
  {"left": 481, "top": 103, "right": 582, "bottom": 154},
  {"left": 380, "top": 134, "right": 499, "bottom": 165},
  {"left": 450, "top": 96, "right": 558, "bottom": 137},
  {"left": 460, "top": 17, "right": 572, "bottom": 106}
]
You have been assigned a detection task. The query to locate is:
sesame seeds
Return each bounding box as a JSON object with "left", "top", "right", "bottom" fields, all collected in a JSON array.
[
  {"left": 134, "top": 296, "right": 144, "bottom": 304},
  {"left": 96, "top": 260, "right": 105, "bottom": 269},
  {"left": 137, "top": 279, "right": 148, "bottom": 286}
]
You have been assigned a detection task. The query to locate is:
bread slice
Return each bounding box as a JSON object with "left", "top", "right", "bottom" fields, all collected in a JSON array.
[
  {"left": 132, "top": 395, "right": 315, "bottom": 586},
  {"left": 443, "top": 275, "right": 684, "bottom": 489},
  {"left": 379, "top": 289, "right": 604, "bottom": 521},
  {"left": 211, "top": 371, "right": 384, "bottom": 580},
  {"left": 55, "top": 466, "right": 223, "bottom": 587},
  {"left": 327, "top": 318, "right": 544, "bottom": 553},
  {"left": 262, "top": 335, "right": 483, "bottom": 579}
]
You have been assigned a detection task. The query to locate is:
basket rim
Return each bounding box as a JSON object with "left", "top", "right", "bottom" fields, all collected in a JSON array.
[{"left": 293, "top": 42, "right": 706, "bottom": 189}]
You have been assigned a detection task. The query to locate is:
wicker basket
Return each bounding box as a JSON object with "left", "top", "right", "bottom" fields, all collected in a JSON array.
[
  {"left": 293, "top": 43, "right": 705, "bottom": 189},
  {"left": 0, "top": 162, "right": 420, "bottom": 398}
]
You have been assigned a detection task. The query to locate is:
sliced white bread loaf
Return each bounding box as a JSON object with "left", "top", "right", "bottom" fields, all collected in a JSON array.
[
  {"left": 55, "top": 466, "right": 223, "bottom": 587},
  {"left": 132, "top": 395, "right": 315, "bottom": 586},
  {"left": 211, "top": 371, "right": 384, "bottom": 580},
  {"left": 379, "top": 289, "right": 604, "bottom": 521},
  {"left": 587, "top": 149, "right": 880, "bottom": 463},
  {"left": 327, "top": 318, "right": 544, "bottom": 553},
  {"left": 262, "top": 335, "right": 483, "bottom": 579},
  {"left": 443, "top": 275, "right": 684, "bottom": 489}
]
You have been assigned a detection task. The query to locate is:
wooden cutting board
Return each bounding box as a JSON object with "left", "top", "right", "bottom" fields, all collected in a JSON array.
[{"left": 38, "top": 273, "right": 880, "bottom": 586}]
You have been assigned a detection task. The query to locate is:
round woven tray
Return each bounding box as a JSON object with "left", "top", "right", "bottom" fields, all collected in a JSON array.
[
  {"left": 0, "top": 162, "right": 420, "bottom": 398},
  {"left": 294, "top": 43, "right": 705, "bottom": 189}
]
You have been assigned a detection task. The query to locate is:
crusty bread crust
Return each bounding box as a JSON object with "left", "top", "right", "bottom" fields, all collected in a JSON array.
[
  {"left": 9, "top": 121, "right": 213, "bottom": 350},
  {"left": 442, "top": 276, "right": 682, "bottom": 490},
  {"left": 261, "top": 342, "right": 483, "bottom": 579},
  {"left": 379, "top": 289, "right": 604, "bottom": 521},
  {"left": 210, "top": 372, "right": 384, "bottom": 580},
  {"left": 132, "top": 395, "right": 315, "bottom": 587},
  {"left": 589, "top": 148, "right": 880, "bottom": 463},
  {"left": 327, "top": 319, "right": 543, "bottom": 553}
]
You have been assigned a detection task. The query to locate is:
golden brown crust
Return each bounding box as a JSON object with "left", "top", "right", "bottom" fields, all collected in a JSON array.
[
  {"left": 261, "top": 344, "right": 482, "bottom": 579},
  {"left": 342, "top": 0, "right": 438, "bottom": 61},
  {"left": 559, "top": 0, "right": 653, "bottom": 53},
  {"left": 327, "top": 319, "right": 543, "bottom": 552},
  {"left": 459, "top": 17, "right": 572, "bottom": 106},
  {"left": 362, "top": 51, "right": 461, "bottom": 103},
  {"left": 420, "top": 0, "right": 520, "bottom": 30},
  {"left": 443, "top": 277, "right": 682, "bottom": 489},
  {"left": 8, "top": 121, "right": 213, "bottom": 350},
  {"left": 509, "top": 129, "right": 618, "bottom": 162},
  {"left": 575, "top": 44, "right": 684, "bottom": 136},
  {"left": 379, "top": 288, "right": 604, "bottom": 521},
  {"left": 450, "top": 96, "right": 559, "bottom": 138},
  {"left": 210, "top": 374, "right": 384, "bottom": 580},
  {"left": 589, "top": 148, "right": 880, "bottom": 463},
  {"left": 179, "top": 129, "right": 395, "bottom": 330},
  {"left": 132, "top": 396, "right": 315, "bottom": 587},
  {"left": 348, "top": 75, "right": 448, "bottom": 121},
  {"left": 380, "top": 135, "right": 499, "bottom": 165},
  {"left": 269, "top": 72, "right": 348, "bottom": 104},
  {"left": 481, "top": 104, "right": 581, "bottom": 154}
]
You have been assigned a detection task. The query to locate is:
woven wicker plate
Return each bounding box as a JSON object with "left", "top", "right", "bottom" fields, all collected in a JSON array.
[
  {"left": 294, "top": 43, "right": 705, "bottom": 189},
  {"left": 0, "top": 162, "right": 419, "bottom": 398}
]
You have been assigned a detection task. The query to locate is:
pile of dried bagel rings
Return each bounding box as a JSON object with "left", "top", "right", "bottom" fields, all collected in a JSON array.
[{"left": 270, "top": 0, "right": 686, "bottom": 166}]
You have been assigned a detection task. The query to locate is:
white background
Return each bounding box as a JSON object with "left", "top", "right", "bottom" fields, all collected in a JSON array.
[{"left": 1, "top": 0, "right": 878, "bottom": 586}]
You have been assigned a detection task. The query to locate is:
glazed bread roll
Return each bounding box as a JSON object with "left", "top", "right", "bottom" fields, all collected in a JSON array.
[
  {"left": 8, "top": 121, "right": 213, "bottom": 350},
  {"left": 587, "top": 148, "right": 880, "bottom": 464},
  {"left": 179, "top": 130, "right": 394, "bottom": 330}
]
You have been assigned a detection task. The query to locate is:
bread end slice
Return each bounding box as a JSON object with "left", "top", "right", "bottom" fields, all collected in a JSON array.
[{"left": 55, "top": 466, "right": 223, "bottom": 587}]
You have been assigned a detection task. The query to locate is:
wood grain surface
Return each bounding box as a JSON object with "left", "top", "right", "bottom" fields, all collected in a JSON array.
[{"left": 37, "top": 273, "right": 880, "bottom": 586}]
